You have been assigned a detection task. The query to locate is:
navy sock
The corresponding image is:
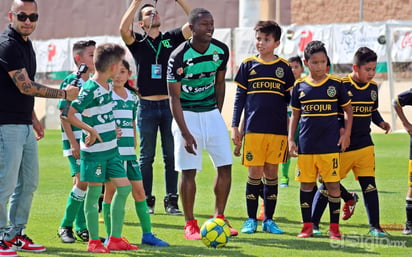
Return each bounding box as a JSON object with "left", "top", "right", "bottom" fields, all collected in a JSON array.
[
  {"left": 246, "top": 177, "right": 262, "bottom": 219},
  {"left": 263, "top": 177, "right": 278, "bottom": 221},
  {"left": 300, "top": 186, "right": 316, "bottom": 223},
  {"left": 359, "top": 176, "right": 380, "bottom": 228},
  {"left": 312, "top": 183, "right": 328, "bottom": 226},
  {"left": 340, "top": 183, "right": 353, "bottom": 202},
  {"left": 328, "top": 195, "right": 341, "bottom": 224},
  {"left": 406, "top": 199, "right": 412, "bottom": 224}
]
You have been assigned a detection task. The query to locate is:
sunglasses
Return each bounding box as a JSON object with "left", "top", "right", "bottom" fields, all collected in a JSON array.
[{"left": 12, "top": 12, "right": 39, "bottom": 22}]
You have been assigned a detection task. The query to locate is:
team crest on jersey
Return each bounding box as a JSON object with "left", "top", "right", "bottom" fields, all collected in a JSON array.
[
  {"left": 299, "top": 91, "right": 305, "bottom": 99},
  {"left": 213, "top": 51, "right": 219, "bottom": 62},
  {"left": 371, "top": 90, "right": 377, "bottom": 101},
  {"left": 96, "top": 165, "right": 102, "bottom": 176},
  {"left": 177, "top": 67, "right": 184, "bottom": 76},
  {"left": 249, "top": 69, "right": 257, "bottom": 76},
  {"left": 275, "top": 67, "right": 284, "bottom": 78},
  {"left": 347, "top": 90, "right": 353, "bottom": 97},
  {"left": 246, "top": 151, "right": 253, "bottom": 162},
  {"left": 327, "top": 86, "right": 337, "bottom": 98}
]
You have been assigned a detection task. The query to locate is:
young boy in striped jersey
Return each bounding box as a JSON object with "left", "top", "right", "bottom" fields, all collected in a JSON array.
[
  {"left": 57, "top": 40, "right": 96, "bottom": 244},
  {"left": 65, "top": 43, "right": 138, "bottom": 253},
  {"left": 102, "top": 59, "right": 168, "bottom": 246}
]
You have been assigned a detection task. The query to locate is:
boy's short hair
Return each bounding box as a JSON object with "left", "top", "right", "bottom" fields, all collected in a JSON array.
[
  {"left": 304, "top": 40, "right": 327, "bottom": 61},
  {"left": 188, "top": 8, "right": 212, "bottom": 25},
  {"left": 288, "top": 55, "right": 303, "bottom": 67},
  {"left": 254, "top": 20, "right": 282, "bottom": 41},
  {"left": 138, "top": 3, "right": 154, "bottom": 21},
  {"left": 94, "top": 43, "right": 125, "bottom": 72},
  {"left": 72, "top": 40, "right": 96, "bottom": 64},
  {"left": 353, "top": 47, "right": 377, "bottom": 67}
]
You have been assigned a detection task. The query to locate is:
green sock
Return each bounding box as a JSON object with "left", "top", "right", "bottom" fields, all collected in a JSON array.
[
  {"left": 102, "top": 202, "right": 111, "bottom": 237},
  {"left": 281, "top": 159, "right": 290, "bottom": 180},
  {"left": 135, "top": 200, "right": 151, "bottom": 234},
  {"left": 84, "top": 185, "right": 102, "bottom": 240},
  {"left": 75, "top": 201, "right": 86, "bottom": 232},
  {"left": 110, "top": 185, "right": 131, "bottom": 238},
  {"left": 60, "top": 186, "right": 86, "bottom": 228}
]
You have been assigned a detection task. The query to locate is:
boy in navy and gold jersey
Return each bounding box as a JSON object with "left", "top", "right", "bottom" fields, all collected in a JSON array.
[
  {"left": 288, "top": 40, "right": 353, "bottom": 239},
  {"left": 393, "top": 89, "right": 412, "bottom": 235},
  {"left": 311, "top": 47, "right": 390, "bottom": 237},
  {"left": 231, "top": 20, "right": 295, "bottom": 234}
]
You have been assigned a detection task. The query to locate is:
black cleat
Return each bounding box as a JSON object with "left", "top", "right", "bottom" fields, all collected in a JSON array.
[
  {"left": 58, "top": 227, "right": 76, "bottom": 243},
  {"left": 164, "top": 194, "right": 182, "bottom": 215}
]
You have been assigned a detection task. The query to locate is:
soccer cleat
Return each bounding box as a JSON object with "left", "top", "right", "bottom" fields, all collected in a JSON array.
[
  {"left": 216, "top": 214, "right": 238, "bottom": 236},
  {"left": 58, "top": 227, "right": 76, "bottom": 243},
  {"left": 403, "top": 223, "right": 412, "bottom": 235},
  {"left": 163, "top": 194, "right": 182, "bottom": 215},
  {"left": 75, "top": 229, "right": 89, "bottom": 242},
  {"left": 312, "top": 224, "right": 322, "bottom": 235},
  {"left": 241, "top": 218, "right": 258, "bottom": 234},
  {"left": 262, "top": 219, "right": 284, "bottom": 234},
  {"left": 342, "top": 192, "right": 359, "bottom": 220},
  {"left": 297, "top": 222, "right": 313, "bottom": 238},
  {"left": 329, "top": 223, "right": 342, "bottom": 239},
  {"left": 106, "top": 236, "right": 138, "bottom": 251},
  {"left": 87, "top": 239, "right": 110, "bottom": 253},
  {"left": 369, "top": 227, "right": 388, "bottom": 237},
  {"left": 146, "top": 195, "right": 156, "bottom": 215},
  {"left": 257, "top": 203, "right": 265, "bottom": 221},
  {"left": 4, "top": 231, "right": 46, "bottom": 253},
  {"left": 184, "top": 219, "right": 201, "bottom": 240},
  {"left": 0, "top": 240, "right": 17, "bottom": 257},
  {"left": 142, "top": 233, "right": 169, "bottom": 247}
]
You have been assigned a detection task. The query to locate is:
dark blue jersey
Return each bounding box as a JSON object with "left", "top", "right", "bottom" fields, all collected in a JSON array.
[
  {"left": 342, "top": 75, "right": 381, "bottom": 151},
  {"left": 232, "top": 55, "right": 295, "bottom": 135},
  {"left": 395, "top": 89, "right": 412, "bottom": 159},
  {"left": 291, "top": 75, "right": 351, "bottom": 154}
]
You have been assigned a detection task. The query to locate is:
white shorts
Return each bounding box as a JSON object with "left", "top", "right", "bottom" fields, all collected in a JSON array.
[{"left": 172, "top": 109, "right": 232, "bottom": 171}]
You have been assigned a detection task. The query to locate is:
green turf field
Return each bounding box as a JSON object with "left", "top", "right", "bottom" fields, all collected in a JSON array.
[{"left": 16, "top": 130, "right": 412, "bottom": 256}]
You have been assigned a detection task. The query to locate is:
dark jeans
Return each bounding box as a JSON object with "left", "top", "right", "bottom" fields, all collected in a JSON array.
[{"left": 137, "top": 99, "right": 178, "bottom": 197}]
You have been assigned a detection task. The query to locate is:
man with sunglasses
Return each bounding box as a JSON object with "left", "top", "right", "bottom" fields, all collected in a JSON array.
[
  {"left": 119, "top": 0, "right": 191, "bottom": 216},
  {"left": 0, "top": 0, "right": 79, "bottom": 255}
]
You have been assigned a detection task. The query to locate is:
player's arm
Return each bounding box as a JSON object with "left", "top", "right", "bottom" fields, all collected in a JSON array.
[
  {"left": 393, "top": 100, "right": 412, "bottom": 136},
  {"left": 288, "top": 108, "right": 300, "bottom": 157},
  {"left": 372, "top": 110, "right": 390, "bottom": 134},
  {"left": 338, "top": 104, "right": 353, "bottom": 151},
  {"left": 32, "top": 111, "right": 44, "bottom": 141},
  {"left": 176, "top": 0, "right": 192, "bottom": 39},
  {"left": 119, "top": 0, "right": 142, "bottom": 45},
  {"left": 65, "top": 106, "right": 102, "bottom": 146},
  {"left": 60, "top": 117, "right": 80, "bottom": 159},
  {"left": 168, "top": 81, "right": 197, "bottom": 155},
  {"left": 8, "top": 68, "right": 78, "bottom": 100}
]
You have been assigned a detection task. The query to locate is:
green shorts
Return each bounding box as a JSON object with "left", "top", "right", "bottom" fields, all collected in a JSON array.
[
  {"left": 122, "top": 160, "right": 142, "bottom": 181},
  {"left": 80, "top": 155, "right": 126, "bottom": 183},
  {"left": 68, "top": 156, "right": 80, "bottom": 177}
]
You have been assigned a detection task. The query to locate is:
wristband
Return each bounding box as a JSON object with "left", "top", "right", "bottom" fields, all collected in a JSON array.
[{"left": 63, "top": 90, "right": 67, "bottom": 99}]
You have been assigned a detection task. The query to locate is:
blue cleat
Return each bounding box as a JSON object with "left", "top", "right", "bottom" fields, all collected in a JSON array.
[
  {"left": 241, "top": 218, "right": 258, "bottom": 234},
  {"left": 262, "top": 219, "right": 284, "bottom": 234},
  {"left": 142, "top": 233, "right": 169, "bottom": 247}
]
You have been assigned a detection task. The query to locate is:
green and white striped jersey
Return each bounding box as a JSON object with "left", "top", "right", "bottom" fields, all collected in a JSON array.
[
  {"left": 58, "top": 72, "right": 85, "bottom": 157},
  {"left": 112, "top": 89, "right": 138, "bottom": 161},
  {"left": 71, "top": 80, "right": 118, "bottom": 161}
]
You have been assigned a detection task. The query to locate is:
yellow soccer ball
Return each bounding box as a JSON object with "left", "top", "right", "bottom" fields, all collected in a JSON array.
[{"left": 200, "top": 218, "right": 230, "bottom": 248}]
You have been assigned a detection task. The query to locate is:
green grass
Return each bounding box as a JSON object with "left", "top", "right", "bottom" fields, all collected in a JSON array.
[{"left": 16, "top": 130, "right": 412, "bottom": 256}]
